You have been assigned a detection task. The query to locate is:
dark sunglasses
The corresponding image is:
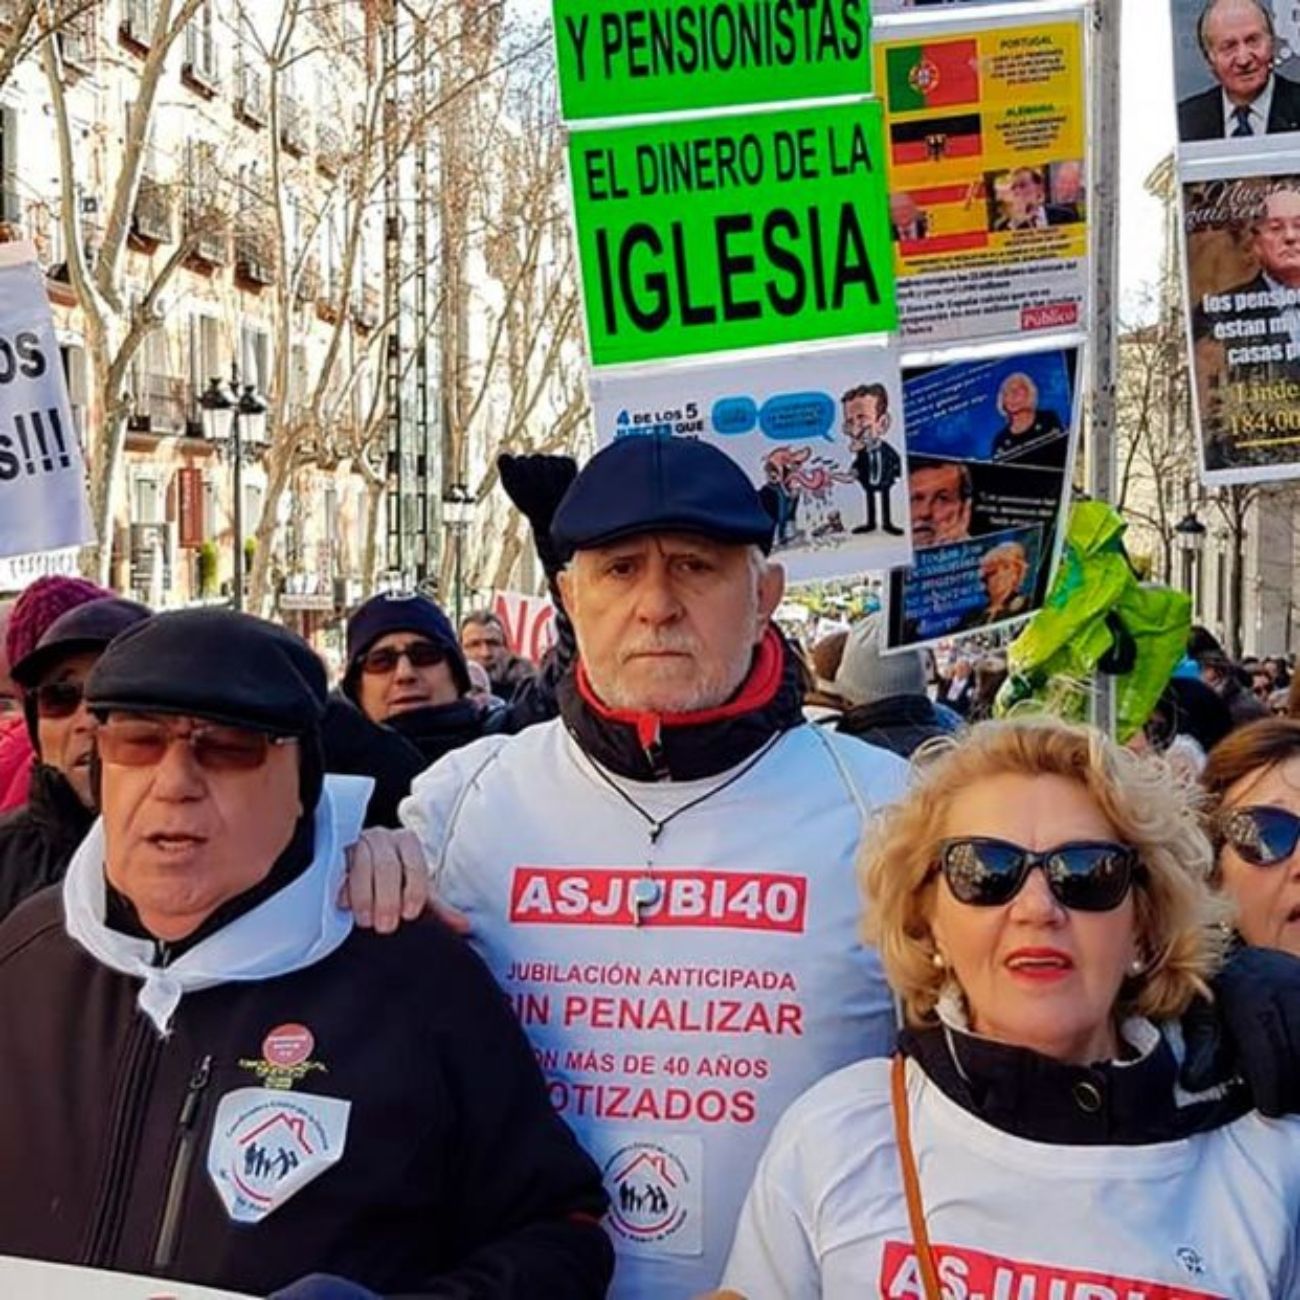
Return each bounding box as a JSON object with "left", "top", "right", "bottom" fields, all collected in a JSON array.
[
  {"left": 359, "top": 640, "right": 445, "bottom": 675},
  {"left": 96, "top": 716, "right": 297, "bottom": 772},
  {"left": 1220, "top": 805, "right": 1300, "bottom": 867},
  {"left": 935, "top": 837, "right": 1141, "bottom": 912},
  {"left": 35, "top": 680, "right": 86, "bottom": 719}
]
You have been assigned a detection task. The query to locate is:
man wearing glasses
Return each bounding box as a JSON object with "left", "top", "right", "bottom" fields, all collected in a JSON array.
[
  {"left": 0, "top": 607, "right": 612, "bottom": 1298},
  {"left": 0, "top": 596, "right": 150, "bottom": 921}
]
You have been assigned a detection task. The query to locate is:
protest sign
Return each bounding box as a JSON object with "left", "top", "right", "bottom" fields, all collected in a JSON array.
[
  {"left": 491, "top": 589, "right": 557, "bottom": 662},
  {"left": 0, "top": 1255, "right": 249, "bottom": 1298},
  {"left": 552, "top": 0, "right": 872, "bottom": 122},
  {"left": 567, "top": 99, "right": 896, "bottom": 367},
  {"left": 872, "top": 17, "right": 1087, "bottom": 345},
  {"left": 1171, "top": 0, "right": 1300, "bottom": 157},
  {"left": 1182, "top": 165, "right": 1300, "bottom": 486},
  {"left": 874, "top": 0, "right": 1044, "bottom": 11},
  {"left": 0, "top": 243, "right": 94, "bottom": 562},
  {"left": 589, "top": 340, "right": 909, "bottom": 581},
  {"left": 884, "top": 343, "right": 1079, "bottom": 649}
]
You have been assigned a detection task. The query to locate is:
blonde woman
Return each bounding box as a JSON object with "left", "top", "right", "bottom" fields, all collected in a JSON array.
[{"left": 722, "top": 719, "right": 1300, "bottom": 1299}]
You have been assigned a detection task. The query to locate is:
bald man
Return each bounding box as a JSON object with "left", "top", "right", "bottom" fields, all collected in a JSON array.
[{"left": 1179, "top": 0, "right": 1300, "bottom": 140}]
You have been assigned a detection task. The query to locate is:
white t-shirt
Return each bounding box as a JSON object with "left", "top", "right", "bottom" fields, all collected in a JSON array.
[
  {"left": 401, "top": 719, "right": 907, "bottom": 1299},
  {"left": 724, "top": 1053, "right": 1300, "bottom": 1300}
]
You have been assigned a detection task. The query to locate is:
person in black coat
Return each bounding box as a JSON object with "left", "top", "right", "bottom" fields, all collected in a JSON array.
[
  {"left": 843, "top": 383, "right": 903, "bottom": 536},
  {"left": 1178, "top": 0, "right": 1300, "bottom": 141},
  {"left": 0, "top": 597, "right": 149, "bottom": 923}
]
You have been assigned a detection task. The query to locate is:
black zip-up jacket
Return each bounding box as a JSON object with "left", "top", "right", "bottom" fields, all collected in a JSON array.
[
  {"left": 0, "top": 892, "right": 613, "bottom": 1298},
  {"left": 0, "top": 762, "right": 93, "bottom": 922}
]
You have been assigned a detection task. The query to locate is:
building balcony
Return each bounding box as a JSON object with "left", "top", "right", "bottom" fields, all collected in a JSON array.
[
  {"left": 235, "top": 67, "right": 268, "bottom": 128},
  {"left": 316, "top": 124, "right": 345, "bottom": 177},
  {"left": 128, "top": 374, "right": 190, "bottom": 435},
  {"left": 235, "top": 231, "right": 278, "bottom": 287},
  {"left": 184, "top": 206, "right": 229, "bottom": 267},
  {"left": 119, "top": 0, "right": 156, "bottom": 52},
  {"left": 131, "top": 176, "right": 173, "bottom": 245},
  {"left": 279, "top": 95, "right": 310, "bottom": 157},
  {"left": 0, "top": 188, "right": 22, "bottom": 241}
]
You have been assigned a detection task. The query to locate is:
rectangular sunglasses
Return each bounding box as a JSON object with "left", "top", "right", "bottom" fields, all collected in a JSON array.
[
  {"left": 359, "top": 641, "right": 445, "bottom": 675},
  {"left": 1220, "top": 805, "right": 1300, "bottom": 867},
  {"left": 34, "top": 681, "right": 85, "bottom": 719},
  {"left": 96, "top": 716, "right": 296, "bottom": 772},
  {"left": 935, "top": 837, "right": 1140, "bottom": 912}
]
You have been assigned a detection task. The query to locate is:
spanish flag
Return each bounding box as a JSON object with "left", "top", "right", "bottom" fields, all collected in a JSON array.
[{"left": 885, "top": 39, "right": 980, "bottom": 113}]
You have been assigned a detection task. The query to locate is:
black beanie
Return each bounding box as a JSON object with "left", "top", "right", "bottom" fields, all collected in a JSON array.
[{"left": 342, "top": 591, "right": 471, "bottom": 701}]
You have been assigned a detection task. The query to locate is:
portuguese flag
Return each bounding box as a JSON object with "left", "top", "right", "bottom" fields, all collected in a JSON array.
[{"left": 885, "top": 39, "right": 980, "bottom": 112}]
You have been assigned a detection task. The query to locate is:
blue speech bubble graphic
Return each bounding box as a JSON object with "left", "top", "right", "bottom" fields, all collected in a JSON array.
[
  {"left": 759, "top": 392, "right": 836, "bottom": 442},
  {"left": 712, "top": 396, "right": 758, "bottom": 436}
]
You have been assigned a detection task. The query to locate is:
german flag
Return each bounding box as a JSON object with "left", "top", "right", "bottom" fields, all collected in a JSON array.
[
  {"left": 890, "top": 115, "right": 982, "bottom": 167},
  {"left": 885, "top": 39, "right": 980, "bottom": 112}
]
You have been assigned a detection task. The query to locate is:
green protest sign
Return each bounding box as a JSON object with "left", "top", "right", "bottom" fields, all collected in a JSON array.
[
  {"left": 552, "top": 0, "right": 872, "bottom": 122},
  {"left": 568, "top": 99, "right": 896, "bottom": 367}
]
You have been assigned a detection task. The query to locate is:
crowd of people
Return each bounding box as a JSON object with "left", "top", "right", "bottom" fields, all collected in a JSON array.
[{"left": 2, "top": 437, "right": 1300, "bottom": 1298}]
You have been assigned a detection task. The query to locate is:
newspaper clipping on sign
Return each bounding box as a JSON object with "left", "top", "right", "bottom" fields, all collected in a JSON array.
[
  {"left": 589, "top": 342, "right": 910, "bottom": 582},
  {"left": 872, "top": 14, "right": 1087, "bottom": 346},
  {"left": 1182, "top": 164, "right": 1300, "bottom": 486},
  {"left": 885, "top": 343, "right": 1080, "bottom": 650},
  {"left": 1171, "top": 0, "right": 1300, "bottom": 159}
]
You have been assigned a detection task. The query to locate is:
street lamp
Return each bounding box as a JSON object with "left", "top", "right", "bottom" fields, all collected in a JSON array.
[
  {"left": 199, "top": 367, "right": 267, "bottom": 612},
  {"left": 1174, "top": 510, "right": 1206, "bottom": 612},
  {"left": 441, "top": 482, "right": 474, "bottom": 626}
]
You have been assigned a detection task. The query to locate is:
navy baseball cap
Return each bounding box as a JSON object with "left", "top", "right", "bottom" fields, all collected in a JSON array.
[{"left": 550, "top": 436, "right": 776, "bottom": 561}]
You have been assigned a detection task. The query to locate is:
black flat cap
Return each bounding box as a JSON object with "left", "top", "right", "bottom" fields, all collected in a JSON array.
[
  {"left": 550, "top": 436, "right": 775, "bottom": 562},
  {"left": 12, "top": 596, "right": 152, "bottom": 689},
  {"left": 86, "top": 608, "right": 327, "bottom": 736}
]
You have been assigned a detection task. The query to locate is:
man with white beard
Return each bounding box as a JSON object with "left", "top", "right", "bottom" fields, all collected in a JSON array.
[{"left": 399, "top": 435, "right": 907, "bottom": 1299}]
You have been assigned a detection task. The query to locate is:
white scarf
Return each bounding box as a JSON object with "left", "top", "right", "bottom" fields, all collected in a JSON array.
[{"left": 63, "top": 773, "right": 374, "bottom": 1036}]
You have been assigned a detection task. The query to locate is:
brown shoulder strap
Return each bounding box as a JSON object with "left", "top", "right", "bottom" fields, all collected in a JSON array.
[{"left": 891, "top": 1053, "right": 942, "bottom": 1300}]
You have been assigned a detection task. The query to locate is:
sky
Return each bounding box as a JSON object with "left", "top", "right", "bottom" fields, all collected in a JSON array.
[{"left": 1119, "top": 2, "right": 1178, "bottom": 312}]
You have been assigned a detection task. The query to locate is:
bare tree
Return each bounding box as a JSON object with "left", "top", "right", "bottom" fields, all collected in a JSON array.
[{"left": 0, "top": 0, "right": 99, "bottom": 95}]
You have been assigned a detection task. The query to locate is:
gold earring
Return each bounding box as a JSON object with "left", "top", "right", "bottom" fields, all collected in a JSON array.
[{"left": 931, "top": 951, "right": 945, "bottom": 970}]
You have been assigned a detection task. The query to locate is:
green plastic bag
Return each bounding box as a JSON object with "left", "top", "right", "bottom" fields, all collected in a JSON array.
[{"left": 994, "top": 501, "right": 1191, "bottom": 742}]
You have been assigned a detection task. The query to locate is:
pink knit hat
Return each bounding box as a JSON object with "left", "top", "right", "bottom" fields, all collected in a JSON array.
[{"left": 4, "top": 576, "right": 113, "bottom": 679}]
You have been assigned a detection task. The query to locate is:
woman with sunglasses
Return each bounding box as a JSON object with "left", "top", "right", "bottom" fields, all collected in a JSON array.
[
  {"left": 1203, "top": 717, "right": 1300, "bottom": 958},
  {"left": 0, "top": 597, "right": 150, "bottom": 922},
  {"left": 721, "top": 718, "right": 1300, "bottom": 1298}
]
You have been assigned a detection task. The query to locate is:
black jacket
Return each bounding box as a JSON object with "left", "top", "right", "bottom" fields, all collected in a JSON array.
[
  {"left": 1178, "top": 73, "right": 1300, "bottom": 141},
  {"left": 0, "top": 762, "right": 93, "bottom": 922},
  {"left": 0, "top": 894, "right": 612, "bottom": 1298},
  {"left": 834, "top": 695, "right": 950, "bottom": 759}
]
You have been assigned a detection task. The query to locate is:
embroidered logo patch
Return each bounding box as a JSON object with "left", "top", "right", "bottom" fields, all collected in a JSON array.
[{"left": 207, "top": 1087, "right": 350, "bottom": 1224}]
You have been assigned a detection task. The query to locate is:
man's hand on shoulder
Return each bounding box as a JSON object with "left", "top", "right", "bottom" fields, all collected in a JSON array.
[{"left": 340, "top": 827, "right": 470, "bottom": 936}]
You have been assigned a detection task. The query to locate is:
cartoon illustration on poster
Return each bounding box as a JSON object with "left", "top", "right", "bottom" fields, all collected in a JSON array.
[
  {"left": 873, "top": 18, "right": 1088, "bottom": 345},
  {"left": 1171, "top": 0, "right": 1300, "bottom": 155},
  {"left": 588, "top": 343, "right": 910, "bottom": 582},
  {"left": 1183, "top": 167, "right": 1300, "bottom": 485},
  {"left": 885, "top": 345, "right": 1079, "bottom": 650}
]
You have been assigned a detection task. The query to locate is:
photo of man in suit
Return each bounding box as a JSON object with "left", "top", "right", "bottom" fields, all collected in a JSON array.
[
  {"left": 890, "top": 192, "right": 929, "bottom": 243},
  {"left": 990, "top": 168, "right": 1079, "bottom": 231},
  {"left": 1178, "top": 0, "right": 1300, "bottom": 141},
  {"left": 842, "top": 384, "right": 903, "bottom": 536}
]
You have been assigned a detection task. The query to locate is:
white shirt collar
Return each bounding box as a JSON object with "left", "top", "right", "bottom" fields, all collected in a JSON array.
[
  {"left": 62, "top": 773, "right": 373, "bottom": 1036},
  {"left": 1222, "top": 76, "right": 1275, "bottom": 135}
]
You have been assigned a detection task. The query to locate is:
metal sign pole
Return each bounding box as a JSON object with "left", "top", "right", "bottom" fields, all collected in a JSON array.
[{"left": 1088, "top": 0, "right": 1122, "bottom": 735}]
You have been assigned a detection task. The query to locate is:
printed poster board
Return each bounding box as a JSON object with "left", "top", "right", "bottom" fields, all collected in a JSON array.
[
  {"left": 566, "top": 98, "right": 896, "bottom": 367},
  {"left": 872, "top": 15, "right": 1088, "bottom": 345},
  {"left": 0, "top": 1256, "right": 249, "bottom": 1298},
  {"left": 590, "top": 341, "right": 910, "bottom": 582},
  {"left": 885, "top": 342, "right": 1081, "bottom": 649},
  {"left": 1182, "top": 161, "right": 1300, "bottom": 486},
  {"left": 0, "top": 243, "right": 94, "bottom": 561}
]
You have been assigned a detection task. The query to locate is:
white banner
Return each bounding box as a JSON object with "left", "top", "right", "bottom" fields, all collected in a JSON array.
[
  {"left": 491, "top": 589, "right": 557, "bottom": 661},
  {"left": 589, "top": 341, "right": 911, "bottom": 584},
  {"left": 0, "top": 243, "right": 94, "bottom": 561},
  {"left": 0, "top": 1255, "right": 249, "bottom": 1298}
]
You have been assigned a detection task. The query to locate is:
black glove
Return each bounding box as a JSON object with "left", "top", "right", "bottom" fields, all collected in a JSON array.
[
  {"left": 498, "top": 453, "right": 577, "bottom": 573},
  {"left": 1180, "top": 945, "right": 1300, "bottom": 1117},
  {"left": 270, "top": 1275, "right": 380, "bottom": 1300}
]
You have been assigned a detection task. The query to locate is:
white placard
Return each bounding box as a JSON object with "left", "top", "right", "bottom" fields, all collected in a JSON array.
[
  {"left": 0, "top": 1255, "right": 249, "bottom": 1298},
  {"left": 589, "top": 341, "right": 910, "bottom": 584},
  {"left": 0, "top": 243, "right": 94, "bottom": 561}
]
